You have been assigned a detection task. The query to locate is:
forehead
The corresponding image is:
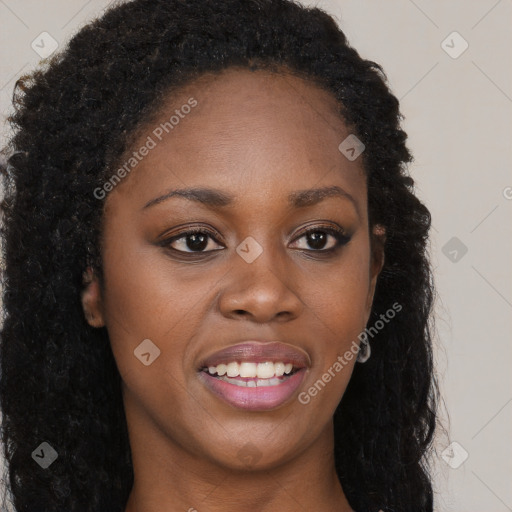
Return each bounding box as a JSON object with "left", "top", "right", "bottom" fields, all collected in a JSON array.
[{"left": 107, "top": 67, "right": 366, "bottom": 210}]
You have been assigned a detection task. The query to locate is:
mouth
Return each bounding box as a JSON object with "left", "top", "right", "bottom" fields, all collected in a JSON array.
[
  {"left": 200, "top": 360, "right": 301, "bottom": 384},
  {"left": 197, "top": 341, "right": 309, "bottom": 411}
]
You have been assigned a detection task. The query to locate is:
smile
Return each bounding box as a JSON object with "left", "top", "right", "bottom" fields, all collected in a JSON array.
[
  {"left": 197, "top": 341, "right": 310, "bottom": 410},
  {"left": 201, "top": 360, "right": 299, "bottom": 387},
  {"left": 198, "top": 362, "right": 307, "bottom": 411}
]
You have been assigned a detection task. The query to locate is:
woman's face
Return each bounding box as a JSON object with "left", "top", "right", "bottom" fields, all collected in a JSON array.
[{"left": 84, "top": 67, "right": 383, "bottom": 471}]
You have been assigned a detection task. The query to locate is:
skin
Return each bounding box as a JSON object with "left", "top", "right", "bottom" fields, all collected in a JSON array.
[{"left": 81, "top": 67, "right": 385, "bottom": 512}]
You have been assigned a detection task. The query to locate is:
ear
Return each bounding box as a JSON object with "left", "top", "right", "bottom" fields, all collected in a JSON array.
[
  {"left": 81, "top": 266, "right": 105, "bottom": 328},
  {"left": 364, "top": 224, "right": 386, "bottom": 322}
]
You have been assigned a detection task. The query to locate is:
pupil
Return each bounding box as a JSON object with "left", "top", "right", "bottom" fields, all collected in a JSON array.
[
  {"left": 187, "top": 233, "right": 208, "bottom": 251},
  {"left": 308, "top": 231, "right": 326, "bottom": 250}
]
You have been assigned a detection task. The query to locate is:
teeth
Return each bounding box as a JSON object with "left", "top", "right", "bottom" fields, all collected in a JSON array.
[
  {"left": 218, "top": 375, "right": 285, "bottom": 387},
  {"left": 257, "top": 362, "right": 274, "bottom": 379},
  {"left": 206, "top": 361, "right": 296, "bottom": 379},
  {"left": 226, "top": 362, "right": 239, "bottom": 377},
  {"left": 239, "top": 362, "right": 257, "bottom": 378},
  {"left": 274, "top": 362, "right": 285, "bottom": 377}
]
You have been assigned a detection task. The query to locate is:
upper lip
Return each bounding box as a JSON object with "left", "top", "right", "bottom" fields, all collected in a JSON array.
[{"left": 199, "top": 341, "right": 311, "bottom": 370}]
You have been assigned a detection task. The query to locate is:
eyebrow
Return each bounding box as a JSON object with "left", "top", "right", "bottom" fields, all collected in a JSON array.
[{"left": 143, "top": 185, "right": 359, "bottom": 214}]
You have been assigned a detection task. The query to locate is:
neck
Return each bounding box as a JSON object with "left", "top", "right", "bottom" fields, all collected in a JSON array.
[{"left": 123, "top": 398, "right": 353, "bottom": 512}]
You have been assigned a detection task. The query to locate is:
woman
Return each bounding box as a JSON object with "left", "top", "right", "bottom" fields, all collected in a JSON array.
[{"left": 0, "top": 0, "right": 438, "bottom": 510}]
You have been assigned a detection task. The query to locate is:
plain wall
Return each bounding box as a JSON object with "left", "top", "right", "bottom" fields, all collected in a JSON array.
[{"left": 1, "top": 1, "right": 511, "bottom": 511}]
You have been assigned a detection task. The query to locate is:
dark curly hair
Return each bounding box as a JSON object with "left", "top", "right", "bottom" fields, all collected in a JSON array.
[{"left": 0, "top": 0, "right": 439, "bottom": 510}]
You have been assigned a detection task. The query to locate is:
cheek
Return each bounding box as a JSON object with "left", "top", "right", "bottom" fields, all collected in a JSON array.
[
  {"left": 303, "top": 239, "right": 372, "bottom": 340},
  {"left": 99, "top": 232, "right": 215, "bottom": 446},
  {"left": 297, "top": 240, "right": 371, "bottom": 404},
  {"left": 99, "top": 227, "right": 206, "bottom": 380}
]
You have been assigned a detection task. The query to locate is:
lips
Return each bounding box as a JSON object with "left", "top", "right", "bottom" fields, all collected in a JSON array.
[
  {"left": 197, "top": 341, "right": 311, "bottom": 411},
  {"left": 198, "top": 368, "right": 307, "bottom": 411},
  {"left": 198, "top": 341, "right": 311, "bottom": 370}
]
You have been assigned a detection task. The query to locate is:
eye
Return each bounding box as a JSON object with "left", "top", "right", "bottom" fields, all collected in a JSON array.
[
  {"left": 162, "top": 228, "right": 224, "bottom": 253},
  {"left": 290, "top": 225, "right": 351, "bottom": 252},
  {"left": 160, "top": 224, "right": 351, "bottom": 255}
]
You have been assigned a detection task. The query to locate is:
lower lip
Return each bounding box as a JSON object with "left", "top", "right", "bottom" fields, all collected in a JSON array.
[{"left": 198, "top": 369, "right": 307, "bottom": 411}]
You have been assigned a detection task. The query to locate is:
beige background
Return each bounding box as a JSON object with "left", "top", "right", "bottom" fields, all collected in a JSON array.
[{"left": 1, "top": 1, "right": 511, "bottom": 511}]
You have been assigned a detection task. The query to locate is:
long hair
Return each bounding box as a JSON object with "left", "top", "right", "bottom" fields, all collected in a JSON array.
[{"left": 0, "top": 0, "right": 438, "bottom": 510}]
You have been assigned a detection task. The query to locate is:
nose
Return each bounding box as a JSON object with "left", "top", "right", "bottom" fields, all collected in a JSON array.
[{"left": 217, "top": 245, "right": 304, "bottom": 323}]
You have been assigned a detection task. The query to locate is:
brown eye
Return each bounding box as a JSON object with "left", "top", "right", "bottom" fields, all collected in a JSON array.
[
  {"left": 163, "top": 229, "right": 224, "bottom": 253},
  {"left": 290, "top": 226, "right": 351, "bottom": 252}
]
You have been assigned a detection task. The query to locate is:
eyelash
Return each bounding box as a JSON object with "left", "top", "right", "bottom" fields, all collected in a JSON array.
[{"left": 160, "top": 224, "right": 351, "bottom": 257}]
